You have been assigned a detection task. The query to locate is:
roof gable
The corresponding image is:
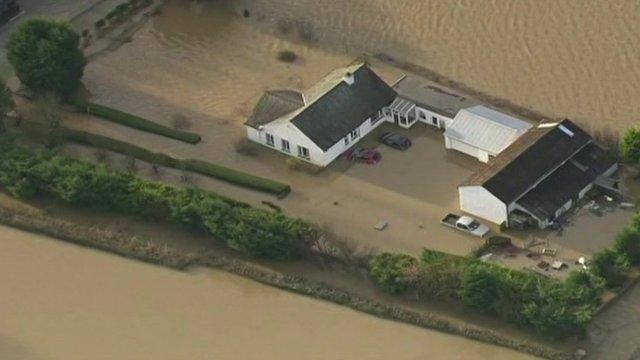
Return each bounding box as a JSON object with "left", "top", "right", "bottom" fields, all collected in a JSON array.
[
  {"left": 245, "top": 90, "right": 304, "bottom": 129},
  {"left": 290, "top": 64, "right": 397, "bottom": 151},
  {"left": 461, "top": 119, "right": 592, "bottom": 203}
]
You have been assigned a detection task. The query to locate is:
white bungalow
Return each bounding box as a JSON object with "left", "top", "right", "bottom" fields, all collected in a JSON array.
[
  {"left": 444, "top": 105, "right": 532, "bottom": 163},
  {"left": 244, "top": 62, "right": 396, "bottom": 167}
]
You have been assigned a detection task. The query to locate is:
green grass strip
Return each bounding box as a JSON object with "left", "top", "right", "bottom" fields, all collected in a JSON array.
[
  {"left": 74, "top": 100, "right": 201, "bottom": 144},
  {"left": 60, "top": 127, "right": 291, "bottom": 197}
]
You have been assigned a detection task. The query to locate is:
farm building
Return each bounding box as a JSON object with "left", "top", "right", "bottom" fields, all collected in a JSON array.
[
  {"left": 244, "top": 62, "right": 396, "bottom": 167},
  {"left": 458, "top": 119, "right": 618, "bottom": 228},
  {"left": 392, "top": 75, "right": 479, "bottom": 130},
  {"left": 443, "top": 106, "right": 532, "bottom": 163}
]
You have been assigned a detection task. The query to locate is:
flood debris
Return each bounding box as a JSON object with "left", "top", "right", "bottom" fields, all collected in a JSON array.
[{"left": 374, "top": 220, "right": 388, "bottom": 231}]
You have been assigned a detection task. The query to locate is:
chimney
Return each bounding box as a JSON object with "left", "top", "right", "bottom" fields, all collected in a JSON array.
[{"left": 344, "top": 72, "right": 355, "bottom": 86}]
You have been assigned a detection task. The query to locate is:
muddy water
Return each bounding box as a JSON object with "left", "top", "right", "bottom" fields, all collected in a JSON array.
[
  {"left": 236, "top": 0, "right": 640, "bottom": 132},
  {"left": 0, "top": 225, "right": 536, "bottom": 360}
]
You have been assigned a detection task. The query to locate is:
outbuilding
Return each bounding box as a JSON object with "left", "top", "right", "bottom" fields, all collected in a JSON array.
[
  {"left": 458, "top": 119, "right": 618, "bottom": 228},
  {"left": 444, "top": 106, "right": 532, "bottom": 163}
]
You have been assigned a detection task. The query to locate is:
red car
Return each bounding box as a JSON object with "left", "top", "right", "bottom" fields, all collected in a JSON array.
[{"left": 345, "top": 147, "right": 381, "bottom": 164}]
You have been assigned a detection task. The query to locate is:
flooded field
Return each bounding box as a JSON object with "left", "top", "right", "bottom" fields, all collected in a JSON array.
[
  {"left": 235, "top": 0, "right": 640, "bottom": 133},
  {"left": 67, "top": 0, "right": 640, "bottom": 260},
  {"left": 0, "top": 225, "right": 536, "bottom": 360}
]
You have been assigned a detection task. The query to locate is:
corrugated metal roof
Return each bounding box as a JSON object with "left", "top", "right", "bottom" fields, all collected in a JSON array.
[{"left": 444, "top": 105, "right": 532, "bottom": 154}]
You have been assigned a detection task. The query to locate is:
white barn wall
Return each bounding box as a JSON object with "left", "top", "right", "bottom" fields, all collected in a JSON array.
[
  {"left": 446, "top": 138, "right": 490, "bottom": 162},
  {"left": 458, "top": 186, "right": 508, "bottom": 225}
]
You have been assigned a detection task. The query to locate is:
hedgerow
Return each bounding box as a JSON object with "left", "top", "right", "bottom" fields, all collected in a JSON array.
[
  {"left": 60, "top": 127, "right": 291, "bottom": 196},
  {"left": 74, "top": 100, "right": 201, "bottom": 144},
  {"left": 0, "top": 135, "right": 307, "bottom": 260},
  {"left": 370, "top": 249, "right": 603, "bottom": 339}
]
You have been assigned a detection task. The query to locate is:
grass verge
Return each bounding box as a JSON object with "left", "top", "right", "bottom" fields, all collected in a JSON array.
[
  {"left": 60, "top": 127, "right": 291, "bottom": 196},
  {"left": 74, "top": 100, "right": 201, "bottom": 144}
]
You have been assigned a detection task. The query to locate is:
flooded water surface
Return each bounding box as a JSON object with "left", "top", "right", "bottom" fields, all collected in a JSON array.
[
  {"left": 237, "top": 0, "right": 640, "bottom": 132},
  {"left": 0, "top": 225, "right": 536, "bottom": 359}
]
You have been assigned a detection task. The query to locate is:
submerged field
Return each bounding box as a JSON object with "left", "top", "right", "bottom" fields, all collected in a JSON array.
[{"left": 0, "top": 225, "right": 536, "bottom": 360}]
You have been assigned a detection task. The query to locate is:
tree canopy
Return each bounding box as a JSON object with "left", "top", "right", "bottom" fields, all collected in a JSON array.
[
  {"left": 0, "top": 78, "right": 13, "bottom": 133},
  {"left": 621, "top": 127, "right": 640, "bottom": 165},
  {"left": 7, "top": 18, "right": 86, "bottom": 98}
]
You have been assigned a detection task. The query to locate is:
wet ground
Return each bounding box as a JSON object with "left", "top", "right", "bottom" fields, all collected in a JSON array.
[
  {"left": 62, "top": 0, "right": 637, "bottom": 263},
  {"left": 0, "top": 224, "right": 538, "bottom": 360}
]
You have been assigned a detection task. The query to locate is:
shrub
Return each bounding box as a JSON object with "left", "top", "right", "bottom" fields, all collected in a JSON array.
[
  {"left": 0, "top": 78, "right": 14, "bottom": 132},
  {"left": 7, "top": 19, "right": 87, "bottom": 98},
  {"left": 590, "top": 249, "right": 629, "bottom": 288},
  {"left": 74, "top": 100, "right": 201, "bottom": 144},
  {"left": 614, "top": 228, "right": 640, "bottom": 265},
  {"left": 95, "top": 19, "right": 106, "bottom": 29},
  {"left": 0, "top": 135, "right": 305, "bottom": 259},
  {"left": 564, "top": 270, "right": 605, "bottom": 305},
  {"left": 416, "top": 249, "right": 466, "bottom": 299},
  {"left": 60, "top": 128, "right": 291, "bottom": 196},
  {"left": 621, "top": 127, "right": 640, "bottom": 164},
  {"left": 277, "top": 50, "right": 297, "bottom": 63},
  {"left": 461, "top": 263, "right": 500, "bottom": 312},
  {"left": 370, "top": 253, "right": 418, "bottom": 294}
]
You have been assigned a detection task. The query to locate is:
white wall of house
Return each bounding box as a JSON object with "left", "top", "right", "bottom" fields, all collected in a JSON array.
[
  {"left": 458, "top": 185, "right": 508, "bottom": 225},
  {"left": 246, "top": 112, "right": 387, "bottom": 167},
  {"left": 414, "top": 106, "right": 453, "bottom": 129},
  {"left": 316, "top": 114, "right": 386, "bottom": 166},
  {"left": 445, "top": 137, "right": 490, "bottom": 163},
  {"left": 246, "top": 120, "right": 324, "bottom": 164}
]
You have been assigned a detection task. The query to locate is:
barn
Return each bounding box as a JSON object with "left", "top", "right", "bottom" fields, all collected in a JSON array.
[
  {"left": 458, "top": 119, "right": 618, "bottom": 228},
  {"left": 444, "top": 106, "right": 532, "bottom": 163}
]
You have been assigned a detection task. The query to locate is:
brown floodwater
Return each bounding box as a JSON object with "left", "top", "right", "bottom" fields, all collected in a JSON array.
[
  {"left": 0, "top": 225, "right": 536, "bottom": 360},
  {"left": 73, "top": 0, "right": 639, "bottom": 260},
  {"left": 235, "top": 0, "right": 640, "bottom": 132}
]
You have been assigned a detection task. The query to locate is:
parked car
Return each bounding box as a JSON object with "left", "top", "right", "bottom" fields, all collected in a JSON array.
[
  {"left": 345, "top": 147, "right": 381, "bottom": 164},
  {"left": 441, "top": 213, "right": 490, "bottom": 237},
  {"left": 378, "top": 132, "right": 411, "bottom": 150}
]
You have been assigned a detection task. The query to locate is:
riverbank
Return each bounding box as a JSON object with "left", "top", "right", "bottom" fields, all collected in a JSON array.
[{"left": 0, "top": 202, "right": 569, "bottom": 359}]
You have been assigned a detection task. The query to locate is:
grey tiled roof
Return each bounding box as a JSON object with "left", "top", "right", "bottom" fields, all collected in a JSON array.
[{"left": 291, "top": 65, "right": 396, "bottom": 151}]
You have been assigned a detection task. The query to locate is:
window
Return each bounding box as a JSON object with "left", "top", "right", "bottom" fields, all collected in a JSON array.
[
  {"left": 431, "top": 116, "right": 438, "bottom": 125},
  {"left": 350, "top": 128, "right": 359, "bottom": 140},
  {"left": 344, "top": 136, "right": 350, "bottom": 146},
  {"left": 281, "top": 139, "right": 290, "bottom": 153},
  {"left": 297, "top": 145, "right": 310, "bottom": 159},
  {"left": 400, "top": 116, "right": 407, "bottom": 125},
  {"left": 265, "top": 133, "right": 275, "bottom": 146},
  {"left": 419, "top": 111, "right": 426, "bottom": 120}
]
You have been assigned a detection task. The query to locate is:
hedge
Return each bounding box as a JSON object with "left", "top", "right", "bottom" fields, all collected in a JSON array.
[
  {"left": 370, "top": 250, "right": 602, "bottom": 339},
  {"left": 0, "top": 134, "right": 305, "bottom": 259},
  {"left": 60, "top": 127, "right": 291, "bottom": 197},
  {"left": 74, "top": 100, "right": 201, "bottom": 144}
]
